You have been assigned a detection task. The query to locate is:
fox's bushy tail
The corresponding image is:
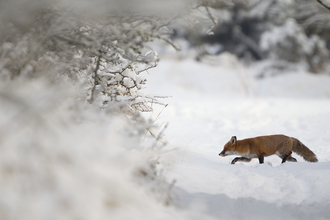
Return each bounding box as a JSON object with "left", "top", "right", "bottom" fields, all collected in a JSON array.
[{"left": 292, "top": 138, "right": 318, "bottom": 162}]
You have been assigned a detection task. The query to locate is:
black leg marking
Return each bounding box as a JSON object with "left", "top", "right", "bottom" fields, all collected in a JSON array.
[
  {"left": 281, "top": 152, "right": 292, "bottom": 163},
  {"left": 281, "top": 155, "right": 289, "bottom": 163},
  {"left": 231, "top": 157, "right": 252, "bottom": 164},
  {"left": 258, "top": 154, "right": 264, "bottom": 164}
]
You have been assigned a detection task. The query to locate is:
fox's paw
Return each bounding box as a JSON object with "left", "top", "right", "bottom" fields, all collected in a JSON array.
[{"left": 231, "top": 158, "right": 238, "bottom": 164}]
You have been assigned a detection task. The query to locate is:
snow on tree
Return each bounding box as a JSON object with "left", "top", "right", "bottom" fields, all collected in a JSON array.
[
  {"left": 260, "top": 19, "right": 329, "bottom": 73},
  {"left": 172, "top": 0, "right": 330, "bottom": 74}
]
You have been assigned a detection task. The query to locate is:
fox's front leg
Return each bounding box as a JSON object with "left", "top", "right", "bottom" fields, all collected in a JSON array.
[
  {"left": 258, "top": 154, "right": 264, "bottom": 164},
  {"left": 231, "top": 157, "right": 252, "bottom": 164}
]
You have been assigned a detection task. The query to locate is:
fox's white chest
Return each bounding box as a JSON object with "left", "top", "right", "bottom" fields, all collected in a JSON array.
[{"left": 238, "top": 150, "right": 257, "bottom": 158}]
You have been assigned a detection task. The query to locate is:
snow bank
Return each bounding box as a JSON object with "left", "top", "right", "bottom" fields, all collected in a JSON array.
[{"left": 0, "top": 78, "right": 200, "bottom": 220}]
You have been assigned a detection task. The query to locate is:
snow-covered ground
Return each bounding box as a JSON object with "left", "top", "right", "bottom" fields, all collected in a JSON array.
[{"left": 146, "top": 55, "right": 330, "bottom": 220}]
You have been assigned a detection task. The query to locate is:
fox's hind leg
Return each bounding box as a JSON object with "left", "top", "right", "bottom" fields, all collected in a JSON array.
[
  {"left": 278, "top": 151, "right": 297, "bottom": 163},
  {"left": 258, "top": 154, "right": 264, "bottom": 164},
  {"left": 231, "top": 157, "right": 252, "bottom": 164},
  {"left": 286, "top": 156, "right": 297, "bottom": 162}
]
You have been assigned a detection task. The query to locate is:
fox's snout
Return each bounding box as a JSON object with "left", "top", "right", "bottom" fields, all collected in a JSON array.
[
  {"left": 219, "top": 151, "right": 226, "bottom": 157},
  {"left": 219, "top": 136, "right": 236, "bottom": 157}
]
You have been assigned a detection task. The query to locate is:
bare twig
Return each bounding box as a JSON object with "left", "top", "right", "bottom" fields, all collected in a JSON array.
[
  {"left": 89, "top": 52, "right": 102, "bottom": 104},
  {"left": 157, "top": 36, "right": 181, "bottom": 51},
  {"left": 151, "top": 122, "right": 169, "bottom": 149},
  {"left": 203, "top": 2, "right": 217, "bottom": 27},
  {"left": 317, "top": 0, "right": 330, "bottom": 10},
  {"left": 136, "top": 63, "right": 157, "bottom": 74}
]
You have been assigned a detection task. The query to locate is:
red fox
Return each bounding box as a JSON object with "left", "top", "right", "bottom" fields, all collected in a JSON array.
[{"left": 219, "top": 135, "right": 318, "bottom": 164}]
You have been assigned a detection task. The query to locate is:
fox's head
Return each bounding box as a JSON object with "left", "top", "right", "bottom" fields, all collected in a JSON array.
[{"left": 219, "top": 136, "right": 237, "bottom": 157}]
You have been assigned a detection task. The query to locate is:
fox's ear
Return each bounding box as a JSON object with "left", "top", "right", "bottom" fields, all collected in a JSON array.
[{"left": 231, "top": 136, "right": 237, "bottom": 144}]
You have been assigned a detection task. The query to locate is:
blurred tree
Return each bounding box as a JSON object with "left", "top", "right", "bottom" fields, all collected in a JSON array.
[
  {"left": 173, "top": 0, "right": 330, "bottom": 73},
  {"left": 0, "top": 0, "right": 185, "bottom": 112}
]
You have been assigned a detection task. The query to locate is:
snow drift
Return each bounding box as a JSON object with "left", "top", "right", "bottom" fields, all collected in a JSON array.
[{"left": 146, "top": 55, "right": 330, "bottom": 220}]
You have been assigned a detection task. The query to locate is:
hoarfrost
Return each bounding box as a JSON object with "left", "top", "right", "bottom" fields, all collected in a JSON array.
[{"left": 123, "top": 77, "right": 135, "bottom": 88}]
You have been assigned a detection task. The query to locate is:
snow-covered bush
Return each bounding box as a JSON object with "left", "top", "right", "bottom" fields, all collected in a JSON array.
[
  {"left": 0, "top": 77, "right": 180, "bottom": 220},
  {"left": 0, "top": 7, "right": 174, "bottom": 111},
  {"left": 260, "top": 19, "right": 329, "bottom": 73},
  {"left": 0, "top": 1, "right": 195, "bottom": 219},
  {"left": 173, "top": 0, "right": 330, "bottom": 73},
  {"left": 296, "top": 0, "right": 330, "bottom": 36}
]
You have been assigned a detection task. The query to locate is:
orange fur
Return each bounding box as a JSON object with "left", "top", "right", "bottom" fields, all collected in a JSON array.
[{"left": 219, "top": 135, "right": 318, "bottom": 164}]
